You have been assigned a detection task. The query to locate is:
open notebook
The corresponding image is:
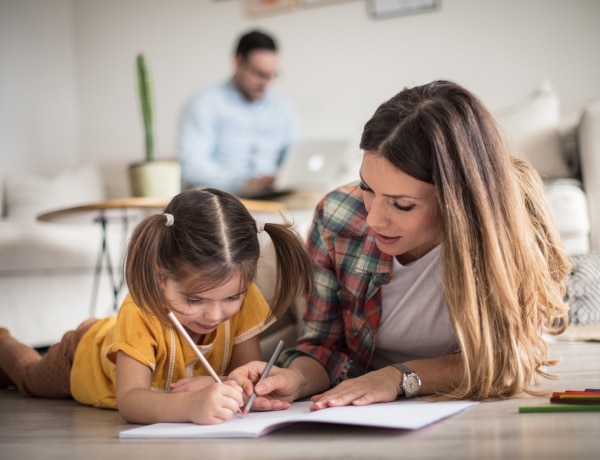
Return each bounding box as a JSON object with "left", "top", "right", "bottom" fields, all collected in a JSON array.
[
  {"left": 241, "top": 139, "right": 350, "bottom": 199},
  {"left": 120, "top": 399, "right": 477, "bottom": 439}
]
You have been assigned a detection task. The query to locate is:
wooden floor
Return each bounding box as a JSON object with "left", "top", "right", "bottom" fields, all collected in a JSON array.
[{"left": 1, "top": 339, "right": 600, "bottom": 460}]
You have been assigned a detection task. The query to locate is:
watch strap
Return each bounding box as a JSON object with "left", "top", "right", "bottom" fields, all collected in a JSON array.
[{"left": 393, "top": 363, "right": 414, "bottom": 375}]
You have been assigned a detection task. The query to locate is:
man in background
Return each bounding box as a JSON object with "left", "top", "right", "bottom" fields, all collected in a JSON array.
[{"left": 177, "top": 29, "right": 300, "bottom": 197}]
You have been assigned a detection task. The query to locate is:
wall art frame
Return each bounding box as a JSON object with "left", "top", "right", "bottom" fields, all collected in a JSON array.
[{"left": 367, "top": 0, "right": 441, "bottom": 20}]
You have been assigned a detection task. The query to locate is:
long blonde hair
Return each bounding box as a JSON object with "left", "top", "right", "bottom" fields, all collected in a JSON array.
[{"left": 360, "top": 80, "right": 570, "bottom": 399}]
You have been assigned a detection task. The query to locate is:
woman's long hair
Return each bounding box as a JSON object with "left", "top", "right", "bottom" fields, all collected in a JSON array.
[{"left": 360, "top": 80, "right": 570, "bottom": 399}]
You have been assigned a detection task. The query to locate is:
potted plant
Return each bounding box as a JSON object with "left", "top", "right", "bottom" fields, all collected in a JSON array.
[{"left": 128, "top": 53, "right": 181, "bottom": 199}]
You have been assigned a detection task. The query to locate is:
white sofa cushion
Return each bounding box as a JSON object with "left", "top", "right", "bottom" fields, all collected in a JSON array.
[
  {"left": 0, "top": 176, "right": 5, "bottom": 218},
  {"left": 0, "top": 164, "right": 109, "bottom": 273},
  {"left": 544, "top": 179, "right": 590, "bottom": 256},
  {"left": 579, "top": 98, "right": 600, "bottom": 251},
  {"left": 4, "top": 164, "right": 105, "bottom": 222},
  {"left": 496, "top": 79, "right": 571, "bottom": 179},
  {"left": 0, "top": 221, "right": 103, "bottom": 272}
]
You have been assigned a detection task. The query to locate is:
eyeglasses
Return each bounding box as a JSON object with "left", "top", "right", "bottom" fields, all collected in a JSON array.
[{"left": 243, "top": 61, "right": 278, "bottom": 81}]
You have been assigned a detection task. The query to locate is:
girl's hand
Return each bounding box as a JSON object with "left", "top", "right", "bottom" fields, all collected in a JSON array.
[
  {"left": 186, "top": 380, "right": 244, "bottom": 425},
  {"left": 169, "top": 376, "right": 214, "bottom": 393},
  {"left": 309, "top": 367, "right": 400, "bottom": 411}
]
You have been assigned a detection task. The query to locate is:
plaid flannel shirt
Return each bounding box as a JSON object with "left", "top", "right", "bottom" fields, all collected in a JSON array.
[{"left": 279, "top": 182, "right": 393, "bottom": 385}]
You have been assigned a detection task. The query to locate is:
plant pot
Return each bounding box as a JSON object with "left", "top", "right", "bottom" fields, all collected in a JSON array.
[{"left": 129, "top": 160, "right": 181, "bottom": 199}]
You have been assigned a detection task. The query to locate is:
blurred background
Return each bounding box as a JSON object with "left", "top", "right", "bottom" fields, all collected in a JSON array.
[{"left": 1, "top": 0, "right": 599, "bottom": 195}]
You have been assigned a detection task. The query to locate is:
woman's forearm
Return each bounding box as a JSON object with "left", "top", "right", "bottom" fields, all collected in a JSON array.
[
  {"left": 402, "top": 352, "right": 464, "bottom": 396},
  {"left": 287, "top": 355, "right": 331, "bottom": 400}
]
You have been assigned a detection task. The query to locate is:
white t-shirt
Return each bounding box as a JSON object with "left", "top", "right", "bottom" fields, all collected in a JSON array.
[{"left": 369, "top": 245, "right": 460, "bottom": 370}]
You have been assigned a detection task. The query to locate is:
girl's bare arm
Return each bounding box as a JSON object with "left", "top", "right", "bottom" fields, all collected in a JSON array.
[{"left": 115, "top": 351, "right": 243, "bottom": 425}]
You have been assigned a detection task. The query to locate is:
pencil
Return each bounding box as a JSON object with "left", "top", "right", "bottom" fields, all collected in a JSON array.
[
  {"left": 519, "top": 404, "right": 600, "bottom": 413},
  {"left": 550, "top": 398, "right": 600, "bottom": 405},
  {"left": 552, "top": 395, "right": 600, "bottom": 400},
  {"left": 549, "top": 390, "right": 600, "bottom": 404},
  {"left": 553, "top": 390, "right": 600, "bottom": 396},
  {"left": 167, "top": 312, "right": 222, "bottom": 383},
  {"left": 242, "top": 339, "right": 285, "bottom": 417}
]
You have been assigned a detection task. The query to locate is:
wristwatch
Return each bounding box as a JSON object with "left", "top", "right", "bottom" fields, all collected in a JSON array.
[{"left": 393, "top": 363, "right": 421, "bottom": 398}]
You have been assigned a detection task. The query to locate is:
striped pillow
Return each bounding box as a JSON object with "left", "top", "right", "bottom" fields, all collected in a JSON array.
[{"left": 565, "top": 251, "right": 600, "bottom": 325}]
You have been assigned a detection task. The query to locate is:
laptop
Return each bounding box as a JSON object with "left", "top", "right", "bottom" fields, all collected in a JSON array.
[{"left": 243, "top": 139, "right": 350, "bottom": 200}]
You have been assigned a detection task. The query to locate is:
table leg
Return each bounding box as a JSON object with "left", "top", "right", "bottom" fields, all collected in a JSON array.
[
  {"left": 90, "top": 211, "right": 130, "bottom": 316},
  {"left": 90, "top": 214, "right": 107, "bottom": 316}
]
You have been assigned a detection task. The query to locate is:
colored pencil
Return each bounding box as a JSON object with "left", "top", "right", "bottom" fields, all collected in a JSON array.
[
  {"left": 554, "top": 390, "right": 600, "bottom": 396},
  {"left": 550, "top": 397, "right": 600, "bottom": 405},
  {"left": 552, "top": 393, "right": 600, "bottom": 399},
  {"left": 168, "top": 312, "right": 243, "bottom": 415},
  {"left": 519, "top": 404, "right": 600, "bottom": 413},
  {"left": 550, "top": 390, "right": 600, "bottom": 404},
  {"left": 167, "top": 312, "right": 222, "bottom": 383},
  {"left": 242, "top": 339, "right": 284, "bottom": 417}
]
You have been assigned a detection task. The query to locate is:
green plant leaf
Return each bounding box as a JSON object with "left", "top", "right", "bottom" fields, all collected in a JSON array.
[{"left": 137, "top": 53, "right": 155, "bottom": 162}]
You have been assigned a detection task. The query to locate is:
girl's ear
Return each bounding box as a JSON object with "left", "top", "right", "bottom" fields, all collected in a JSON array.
[{"left": 156, "top": 265, "right": 165, "bottom": 286}]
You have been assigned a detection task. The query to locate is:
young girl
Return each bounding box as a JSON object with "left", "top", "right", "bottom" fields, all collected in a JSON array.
[{"left": 0, "top": 188, "right": 313, "bottom": 424}]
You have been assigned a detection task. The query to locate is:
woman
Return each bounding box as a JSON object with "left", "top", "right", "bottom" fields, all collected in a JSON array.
[{"left": 231, "top": 80, "right": 570, "bottom": 411}]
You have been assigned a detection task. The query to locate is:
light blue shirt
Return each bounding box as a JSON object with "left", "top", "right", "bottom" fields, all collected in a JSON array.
[{"left": 177, "top": 80, "right": 301, "bottom": 193}]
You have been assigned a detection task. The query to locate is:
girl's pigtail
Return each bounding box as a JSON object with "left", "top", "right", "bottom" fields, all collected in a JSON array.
[
  {"left": 123, "top": 214, "right": 171, "bottom": 325},
  {"left": 262, "top": 222, "right": 314, "bottom": 319}
]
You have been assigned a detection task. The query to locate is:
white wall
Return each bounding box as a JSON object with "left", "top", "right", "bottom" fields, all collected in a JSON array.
[
  {"left": 0, "top": 0, "right": 78, "bottom": 174},
  {"left": 2, "top": 0, "right": 600, "bottom": 195}
]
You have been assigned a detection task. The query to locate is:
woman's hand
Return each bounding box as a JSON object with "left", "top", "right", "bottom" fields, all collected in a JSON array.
[
  {"left": 310, "top": 366, "right": 400, "bottom": 411},
  {"left": 229, "top": 356, "right": 332, "bottom": 412},
  {"left": 169, "top": 375, "right": 214, "bottom": 393},
  {"left": 228, "top": 361, "right": 301, "bottom": 411}
]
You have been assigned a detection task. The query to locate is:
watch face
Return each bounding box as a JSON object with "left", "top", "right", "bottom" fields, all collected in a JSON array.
[{"left": 403, "top": 374, "right": 420, "bottom": 395}]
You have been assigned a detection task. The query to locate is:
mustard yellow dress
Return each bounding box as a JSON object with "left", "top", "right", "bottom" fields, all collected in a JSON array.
[{"left": 70, "top": 282, "right": 272, "bottom": 409}]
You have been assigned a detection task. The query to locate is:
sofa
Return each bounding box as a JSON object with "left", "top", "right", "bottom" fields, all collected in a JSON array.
[
  {"left": 0, "top": 165, "right": 118, "bottom": 348},
  {"left": 495, "top": 79, "right": 598, "bottom": 256},
  {"left": 1, "top": 79, "right": 599, "bottom": 355}
]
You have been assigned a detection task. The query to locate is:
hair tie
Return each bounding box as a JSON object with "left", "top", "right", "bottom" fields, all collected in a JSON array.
[
  {"left": 255, "top": 219, "right": 265, "bottom": 233},
  {"left": 163, "top": 213, "right": 174, "bottom": 227}
]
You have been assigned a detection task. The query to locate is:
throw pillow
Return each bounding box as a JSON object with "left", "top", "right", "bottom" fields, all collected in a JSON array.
[
  {"left": 557, "top": 111, "right": 581, "bottom": 178},
  {"left": 565, "top": 250, "right": 600, "bottom": 325},
  {"left": 0, "top": 175, "right": 5, "bottom": 218},
  {"left": 496, "top": 79, "right": 570, "bottom": 179},
  {"left": 544, "top": 178, "right": 590, "bottom": 256},
  {"left": 4, "top": 164, "right": 106, "bottom": 222}
]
